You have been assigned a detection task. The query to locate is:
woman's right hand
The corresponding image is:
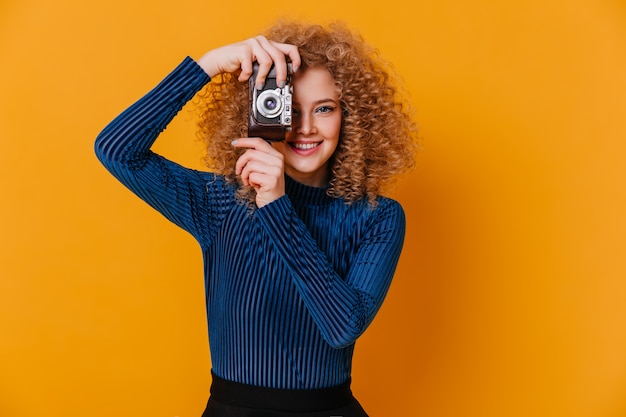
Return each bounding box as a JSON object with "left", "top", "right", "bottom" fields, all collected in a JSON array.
[{"left": 196, "top": 36, "right": 300, "bottom": 89}]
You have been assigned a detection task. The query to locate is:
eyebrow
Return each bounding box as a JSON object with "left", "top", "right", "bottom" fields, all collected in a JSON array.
[
  {"left": 294, "top": 98, "right": 338, "bottom": 107},
  {"left": 313, "top": 98, "right": 338, "bottom": 105}
]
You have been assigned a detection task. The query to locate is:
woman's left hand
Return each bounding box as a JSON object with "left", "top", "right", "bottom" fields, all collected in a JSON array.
[{"left": 232, "top": 138, "right": 285, "bottom": 208}]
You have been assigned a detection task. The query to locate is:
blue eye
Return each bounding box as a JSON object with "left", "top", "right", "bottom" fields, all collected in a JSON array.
[{"left": 316, "top": 105, "right": 334, "bottom": 113}]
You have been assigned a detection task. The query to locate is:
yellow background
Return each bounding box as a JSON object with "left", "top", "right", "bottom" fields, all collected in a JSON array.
[{"left": 2, "top": 0, "right": 626, "bottom": 416}]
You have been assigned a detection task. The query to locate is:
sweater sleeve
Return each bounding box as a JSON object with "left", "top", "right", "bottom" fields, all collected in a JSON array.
[
  {"left": 255, "top": 196, "right": 406, "bottom": 349},
  {"left": 94, "top": 57, "right": 227, "bottom": 249}
]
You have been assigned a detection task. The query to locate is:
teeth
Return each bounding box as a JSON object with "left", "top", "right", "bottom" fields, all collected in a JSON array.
[{"left": 293, "top": 142, "right": 319, "bottom": 150}]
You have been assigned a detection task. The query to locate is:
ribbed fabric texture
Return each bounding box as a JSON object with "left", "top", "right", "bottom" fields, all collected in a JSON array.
[{"left": 94, "top": 57, "right": 406, "bottom": 389}]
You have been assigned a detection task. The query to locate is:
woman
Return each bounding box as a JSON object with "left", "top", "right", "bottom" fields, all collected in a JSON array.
[{"left": 95, "top": 20, "right": 418, "bottom": 417}]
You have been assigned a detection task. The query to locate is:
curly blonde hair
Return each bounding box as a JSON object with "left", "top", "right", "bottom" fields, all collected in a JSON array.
[{"left": 196, "top": 20, "right": 419, "bottom": 204}]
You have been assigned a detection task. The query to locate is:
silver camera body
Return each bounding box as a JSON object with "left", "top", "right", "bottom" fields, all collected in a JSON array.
[{"left": 248, "top": 63, "right": 293, "bottom": 142}]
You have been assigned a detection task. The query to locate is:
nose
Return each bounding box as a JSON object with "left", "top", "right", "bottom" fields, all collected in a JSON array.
[{"left": 295, "top": 112, "right": 316, "bottom": 136}]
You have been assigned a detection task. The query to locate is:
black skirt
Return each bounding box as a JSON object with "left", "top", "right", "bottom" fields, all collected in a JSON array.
[{"left": 202, "top": 372, "right": 369, "bottom": 417}]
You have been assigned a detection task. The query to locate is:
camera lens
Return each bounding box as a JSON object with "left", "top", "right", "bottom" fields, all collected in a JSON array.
[
  {"left": 256, "top": 90, "right": 283, "bottom": 118},
  {"left": 264, "top": 97, "right": 277, "bottom": 110}
]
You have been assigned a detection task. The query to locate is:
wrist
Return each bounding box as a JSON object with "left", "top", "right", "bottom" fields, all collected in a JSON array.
[
  {"left": 196, "top": 51, "right": 220, "bottom": 78},
  {"left": 256, "top": 192, "right": 285, "bottom": 209}
]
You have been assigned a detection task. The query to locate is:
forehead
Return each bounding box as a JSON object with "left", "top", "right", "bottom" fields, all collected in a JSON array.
[{"left": 292, "top": 67, "right": 339, "bottom": 101}]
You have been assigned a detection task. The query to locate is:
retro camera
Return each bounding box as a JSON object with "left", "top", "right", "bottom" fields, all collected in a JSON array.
[{"left": 248, "top": 62, "right": 293, "bottom": 142}]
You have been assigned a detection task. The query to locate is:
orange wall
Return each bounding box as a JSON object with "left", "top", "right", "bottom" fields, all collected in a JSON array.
[{"left": 2, "top": 1, "right": 626, "bottom": 416}]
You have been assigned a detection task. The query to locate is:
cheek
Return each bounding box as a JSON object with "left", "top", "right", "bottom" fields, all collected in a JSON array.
[
  {"left": 271, "top": 142, "right": 288, "bottom": 157},
  {"left": 326, "top": 114, "right": 342, "bottom": 141},
  {"left": 330, "top": 122, "right": 341, "bottom": 142}
]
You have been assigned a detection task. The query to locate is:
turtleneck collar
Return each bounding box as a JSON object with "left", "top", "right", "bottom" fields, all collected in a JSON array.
[{"left": 284, "top": 175, "right": 335, "bottom": 206}]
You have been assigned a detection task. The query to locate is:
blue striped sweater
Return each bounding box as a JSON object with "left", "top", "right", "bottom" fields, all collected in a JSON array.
[{"left": 94, "top": 57, "right": 406, "bottom": 389}]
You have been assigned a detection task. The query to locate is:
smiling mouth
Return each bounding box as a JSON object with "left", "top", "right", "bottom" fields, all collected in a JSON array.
[{"left": 289, "top": 142, "right": 321, "bottom": 151}]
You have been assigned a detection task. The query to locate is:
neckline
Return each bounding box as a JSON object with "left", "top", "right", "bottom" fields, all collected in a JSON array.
[{"left": 285, "top": 175, "right": 335, "bottom": 206}]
